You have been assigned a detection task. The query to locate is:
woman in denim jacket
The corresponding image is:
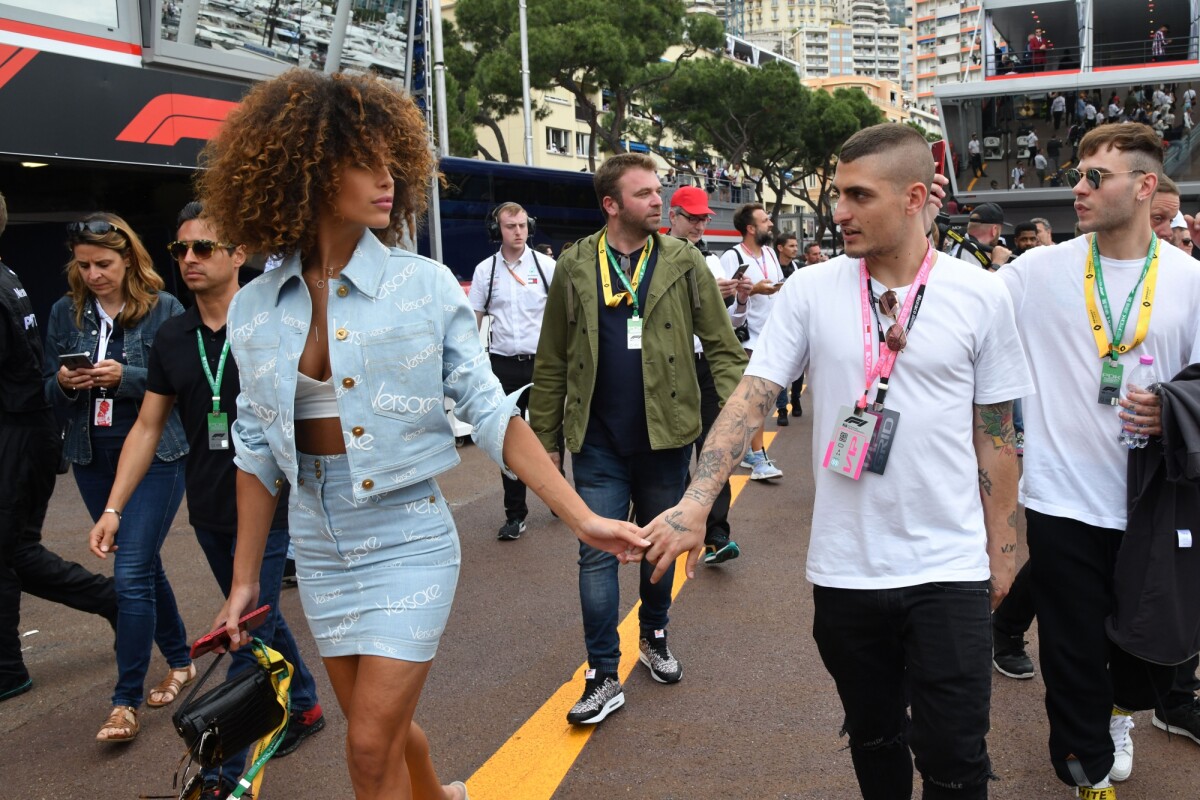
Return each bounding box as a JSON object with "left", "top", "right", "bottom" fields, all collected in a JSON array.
[
  {"left": 199, "top": 70, "right": 648, "bottom": 800},
  {"left": 43, "top": 214, "right": 192, "bottom": 742}
]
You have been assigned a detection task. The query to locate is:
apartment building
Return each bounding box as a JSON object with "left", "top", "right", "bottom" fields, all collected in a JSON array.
[{"left": 911, "top": 0, "right": 986, "bottom": 107}]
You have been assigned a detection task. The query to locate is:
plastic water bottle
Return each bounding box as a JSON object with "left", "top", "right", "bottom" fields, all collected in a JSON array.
[{"left": 1120, "top": 355, "right": 1157, "bottom": 449}]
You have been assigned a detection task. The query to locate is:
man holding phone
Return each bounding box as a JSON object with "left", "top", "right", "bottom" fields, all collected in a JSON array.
[
  {"left": 0, "top": 190, "right": 118, "bottom": 704},
  {"left": 87, "top": 203, "right": 323, "bottom": 797}
]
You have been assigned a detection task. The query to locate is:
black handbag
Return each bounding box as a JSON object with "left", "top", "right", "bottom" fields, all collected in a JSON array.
[{"left": 172, "top": 642, "right": 289, "bottom": 770}]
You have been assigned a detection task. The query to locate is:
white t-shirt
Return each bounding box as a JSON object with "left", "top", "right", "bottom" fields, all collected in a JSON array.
[
  {"left": 968, "top": 138, "right": 981, "bottom": 155},
  {"left": 998, "top": 235, "right": 1200, "bottom": 529},
  {"left": 747, "top": 252, "right": 1035, "bottom": 589},
  {"left": 694, "top": 252, "right": 745, "bottom": 354},
  {"left": 1052, "top": 95, "right": 1066, "bottom": 113},
  {"left": 467, "top": 246, "right": 555, "bottom": 357},
  {"left": 1034, "top": 153, "right": 1048, "bottom": 170},
  {"left": 719, "top": 243, "right": 784, "bottom": 350}
]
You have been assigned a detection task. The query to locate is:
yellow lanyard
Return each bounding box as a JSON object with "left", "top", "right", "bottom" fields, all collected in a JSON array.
[
  {"left": 597, "top": 230, "right": 652, "bottom": 314},
  {"left": 1083, "top": 233, "right": 1159, "bottom": 360}
]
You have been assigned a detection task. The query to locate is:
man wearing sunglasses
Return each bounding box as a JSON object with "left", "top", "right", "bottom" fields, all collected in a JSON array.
[
  {"left": 643, "top": 123, "right": 1033, "bottom": 800},
  {"left": 997, "top": 123, "right": 1200, "bottom": 799},
  {"left": 89, "top": 203, "right": 324, "bottom": 797}
]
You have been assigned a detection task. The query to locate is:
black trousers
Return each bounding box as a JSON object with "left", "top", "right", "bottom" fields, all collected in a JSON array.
[
  {"left": 694, "top": 354, "right": 733, "bottom": 546},
  {"left": 0, "top": 415, "right": 116, "bottom": 686},
  {"left": 490, "top": 354, "right": 536, "bottom": 521},
  {"left": 1027, "top": 509, "right": 1176, "bottom": 787},
  {"left": 991, "top": 559, "right": 1034, "bottom": 637},
  {"left": 813, "top": 582, "right": 993, "bottom": 799}
]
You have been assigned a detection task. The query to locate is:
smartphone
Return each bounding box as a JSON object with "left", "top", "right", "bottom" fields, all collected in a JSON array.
[
  {"left": 190, "top": 604, "right": 271, "bottom": 658},
  {"left": 59, "top": 352, "right": 95, "bottom": 370},
  {"left": 731, "top": 263, "right": 750, "bottom": 280}
]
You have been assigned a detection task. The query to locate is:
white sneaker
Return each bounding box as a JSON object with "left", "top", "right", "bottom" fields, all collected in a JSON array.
[
  {"left": 750, "top": 456, "right": 783, "bottom": 481},
  {"left": 739, "top": 450, "right": 763, "bottom": 469},
  {"left": 1108, "top": 713, "right": 1134, "bottom": 782}
]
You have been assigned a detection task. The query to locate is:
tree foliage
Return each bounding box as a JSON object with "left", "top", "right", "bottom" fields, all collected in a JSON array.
[
  {"left": 455, "top": 0, "right": 723, "bottom": 170},
  {"left": 652, "top": 61, "right": 884, "bottom": 244}
]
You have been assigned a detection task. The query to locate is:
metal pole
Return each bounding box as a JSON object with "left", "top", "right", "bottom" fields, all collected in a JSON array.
[
  {"left": 428, "top": 0, "right": 451, "bottom": 158},
  {"left": 425, "top": 0, "right": 444, "bottom": 262},
  {"left": 176, "top": 0, "right": 202, "bottom": 47},
  {"left": 404, "top": 0, "right": 420, "bottom": 95},
  {"left": 519, "top": 0, "right": 534, "bottom": 165},
  {"left": 325, "top": 0, "right": 353, "bottom": 74}
]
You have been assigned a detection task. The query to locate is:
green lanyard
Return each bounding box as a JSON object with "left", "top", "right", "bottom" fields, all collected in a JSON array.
[
  {"left": 195, "top": 329, "right": 230, "bottom": 414},
  {"left": 1088, "top": 233, "right": 1157, "bottom": 362},
  {"left": 602, "top": 241, "right": 652, "bottom": 316}
]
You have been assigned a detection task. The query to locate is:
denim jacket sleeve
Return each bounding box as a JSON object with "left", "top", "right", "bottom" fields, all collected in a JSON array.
[
  {"left": 228, "top": 289, "right": 287, "bottom": 496},
  {"left": 434, "top": 263, "right": 523, "bottom": 477},
  {"left": 113, "top": 293, "right": 183, "bottom": 400},
  {"left": 43, "top": 297, "right": 84, "bottom": 412}
]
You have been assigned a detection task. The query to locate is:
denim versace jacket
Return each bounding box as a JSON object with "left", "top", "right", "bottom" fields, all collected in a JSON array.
[
  {"left": 43, "top": 292, "right": 189, "bottom": 465},
  {"left": 228, "top": 231, "right": 521, "bottom": 501}
]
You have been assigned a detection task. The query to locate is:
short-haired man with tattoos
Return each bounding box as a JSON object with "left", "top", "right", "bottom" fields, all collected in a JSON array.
[{"left": 643, "top": 124, "right": 1033, "bottom": 799}]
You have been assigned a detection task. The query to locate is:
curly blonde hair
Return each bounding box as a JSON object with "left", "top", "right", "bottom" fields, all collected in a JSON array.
[
  {"left": 65, "top": 212, "right": 163, "bottom": 329},
  {"left": 196, "top": 70, "right": 434, "bottom": 257}
]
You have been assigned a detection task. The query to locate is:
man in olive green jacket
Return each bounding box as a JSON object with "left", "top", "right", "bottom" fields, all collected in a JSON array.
[{"left": 530, "top": 153, "right": 746, "bottom": 726}]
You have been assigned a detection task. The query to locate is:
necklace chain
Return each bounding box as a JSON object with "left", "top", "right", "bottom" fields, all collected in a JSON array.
[{"left": 314, "top": 263, "right": 340, "bottom": 290}]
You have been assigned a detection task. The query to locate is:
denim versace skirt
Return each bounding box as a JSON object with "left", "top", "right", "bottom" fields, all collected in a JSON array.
[{"left": 289, "top": 452, "right": 460, "bottom": 662}]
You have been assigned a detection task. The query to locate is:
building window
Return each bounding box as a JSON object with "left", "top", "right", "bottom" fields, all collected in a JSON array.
[
  {"left": 546, "top": 128, "right": 570, "bottom": 154},
  {"left": 575, "top": 132, "right": 591, "bottom": 157}
]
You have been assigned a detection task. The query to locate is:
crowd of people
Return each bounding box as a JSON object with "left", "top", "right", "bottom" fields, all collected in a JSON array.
[{"left": 2, "top": 66, "right": 1199, "bottom": 800}]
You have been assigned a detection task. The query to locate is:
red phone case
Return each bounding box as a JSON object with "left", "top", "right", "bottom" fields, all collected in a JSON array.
[{"left": 190, "top": 605, "right": 271, "bottom": 659}]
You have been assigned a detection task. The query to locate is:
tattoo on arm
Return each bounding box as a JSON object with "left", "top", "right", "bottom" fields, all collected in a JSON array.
[
  {"left": 1007, "top": 510, "right": 1018, "bottom": 528},
  {"left": 663, "top": 511, "right": 689, "bottom": 535},
  {"left": 978, "top": 468, "right": 993, "bottom": 497},
  {"left": 976, "top": 401, "right": 1016, "bottom": 451},
  {"left": 1001, "top": 543, "right": 1016, "bottom": 554},
  {"left": 689, "top": 376, "right": 782, "bottom": 505}
]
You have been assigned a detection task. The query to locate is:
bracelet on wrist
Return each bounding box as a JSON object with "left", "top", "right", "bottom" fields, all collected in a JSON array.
[{"left": 103, "top": 508, "right": 122, "bottom": 522}]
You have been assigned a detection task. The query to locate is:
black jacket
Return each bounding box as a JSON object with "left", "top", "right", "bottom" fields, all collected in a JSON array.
[{"left": 1107, "top": 363, "right": 1200, "bottom": 665}]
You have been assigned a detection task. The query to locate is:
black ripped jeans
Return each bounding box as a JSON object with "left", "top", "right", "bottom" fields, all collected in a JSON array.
[{"left": 813, "top": 582, "right": 993, "bottom": 799}]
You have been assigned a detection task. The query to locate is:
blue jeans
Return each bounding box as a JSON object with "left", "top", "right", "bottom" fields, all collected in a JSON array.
[
  {"left": 813, "top": 582, "right": 993, "bottom": 799},
  {"left": 193, "top": 525, "right": 320, "bottom": 780},
  {"left": 73, "top": 446, "right": 189, "bottom": 708},
  {"left": 571, "top": 442, "right": 690, "bottom": 673}
]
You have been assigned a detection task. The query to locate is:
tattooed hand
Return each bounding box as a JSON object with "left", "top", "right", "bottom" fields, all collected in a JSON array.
[{"left": 641, "top": 500, "right": 709, "bottom": 583}]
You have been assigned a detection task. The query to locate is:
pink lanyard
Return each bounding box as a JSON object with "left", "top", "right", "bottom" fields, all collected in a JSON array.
[
  {"left": 742, "top": 244, "right": 770, "bottom": 281},
  {"left": 856, "top": 246, "right": 936, "bottom": 411}
]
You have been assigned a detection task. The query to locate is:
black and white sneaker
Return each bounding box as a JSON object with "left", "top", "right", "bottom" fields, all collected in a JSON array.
[
  {"left": 1153, "top": 697, "right": 1200, "bottom": 745},
  {"left": 566, "top": 669, "right": 624, "bottom": 725},
  {"left": 639, "top": 629, "right": 683, "bottom": 684},
  {"left": 497, "top": 519, "right": 526, "bottom": 541}
]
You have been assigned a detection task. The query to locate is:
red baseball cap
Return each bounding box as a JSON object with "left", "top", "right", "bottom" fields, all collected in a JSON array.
[{"left": 670, "top": 186, "right": 714, "bottom": 216}]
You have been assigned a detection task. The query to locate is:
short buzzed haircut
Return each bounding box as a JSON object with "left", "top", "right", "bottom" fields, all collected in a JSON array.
[
  {"left": 733, "top": 203, "right": 765, "bottom": 235},
  {"left": 1014, "top": 221, "right": 1038, "bottom": 238},
  {"left": 839, "top": 123, "right": 935, "bottom": 189},
  {"left": 1077, "top": 122, "right": 1164, "bottom": 176},
  {"left": 1157, "top": 174, "right": 1180, "bottom": 196},
  {"left": 0, "top": 190, "right": 6, "bottom": 238},
  {"left": 594, "top": 153, "right": 658, "bottom": 209}
]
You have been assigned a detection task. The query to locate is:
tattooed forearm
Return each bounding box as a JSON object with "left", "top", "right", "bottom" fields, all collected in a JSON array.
[
  {"left": 1001, "top": 542, "right": 1016, "bottom": 553},
  {"left": 978, "top": 468, "right": 993, "bottom": 497},
  {"left": 1007, "top": 510, "right": 1017, "bottom": 528},
  {"left": 975, "top": 401, "right": 1016, "bottom": 451},
  {"left": 687, "top": 375, "right": 781, "bottom": 505}
]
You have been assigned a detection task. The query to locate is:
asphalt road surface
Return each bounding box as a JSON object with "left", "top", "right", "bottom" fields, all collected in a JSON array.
[{"left": 4, "top": 407, "right": 1196, "bottom": 799}]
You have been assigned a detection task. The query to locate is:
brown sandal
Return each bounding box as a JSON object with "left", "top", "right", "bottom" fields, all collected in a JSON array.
[
  {"left": 146, "top": 663, "right": 196, "bottom": 708},
  {"left": 96, "top": 705, "right": 138, "bottom": 742}
]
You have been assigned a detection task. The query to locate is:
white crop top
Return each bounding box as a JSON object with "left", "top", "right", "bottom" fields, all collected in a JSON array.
[{"left": 294, "top": 372, "right": 340, "bottom": 420}]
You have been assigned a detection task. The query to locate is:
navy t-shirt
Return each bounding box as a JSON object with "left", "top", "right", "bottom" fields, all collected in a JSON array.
[{"left": 584, "top": 244, "right": 658, "bottom": 456}]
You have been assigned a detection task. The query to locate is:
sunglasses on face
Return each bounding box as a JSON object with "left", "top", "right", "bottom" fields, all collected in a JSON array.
[
  {"left": 877, "top": 289, "right": 907, "bottom": 352},
  {"left": 1063, "top": 168, "right": 1146, "bottom": 190},
  {"left": 168, "top": 239, "right": 234, "bottom": 260}
]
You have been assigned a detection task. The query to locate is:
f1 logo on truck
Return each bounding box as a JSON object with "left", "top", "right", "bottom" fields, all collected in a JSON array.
[{"left": 116, "top": 94, "right": 239, "bottom": 147}]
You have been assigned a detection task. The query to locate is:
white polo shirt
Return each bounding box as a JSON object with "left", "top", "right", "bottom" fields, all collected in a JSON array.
[{"left": 467, "top": 246, "right": 555, "bottom": 357}]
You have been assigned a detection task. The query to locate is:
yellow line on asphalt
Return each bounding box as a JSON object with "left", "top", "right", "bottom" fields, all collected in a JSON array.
[{"left": 465, "top": 431, "right": 778, "bottom": 798}]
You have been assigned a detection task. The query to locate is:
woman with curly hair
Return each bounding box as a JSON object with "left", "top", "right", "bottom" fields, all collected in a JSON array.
[
  {"left": 199, "top": 69, "right": 647, "bottom": 800},
  {"left": 43, "top": 213, "right": 192, "bottom": 742}
]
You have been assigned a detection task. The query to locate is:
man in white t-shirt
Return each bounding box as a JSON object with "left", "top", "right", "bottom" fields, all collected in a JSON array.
[
  {"left": 998, "top": 123, "right": 1200, "bottom": 799},
  {"left": 719, "top": 203, "right": 785, "bottom": 481},
  {"left": 968, "top": 132, "right": 984, "bottom": 177},
  {"left": 667, "top": 186, "right": 748, "bottom": 565},
  {"left": 467, "top": 202, "right": 556, "bottom": 540},
  {"left": 644, "top": 123, "right": 1033, "bottom": 800}
]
